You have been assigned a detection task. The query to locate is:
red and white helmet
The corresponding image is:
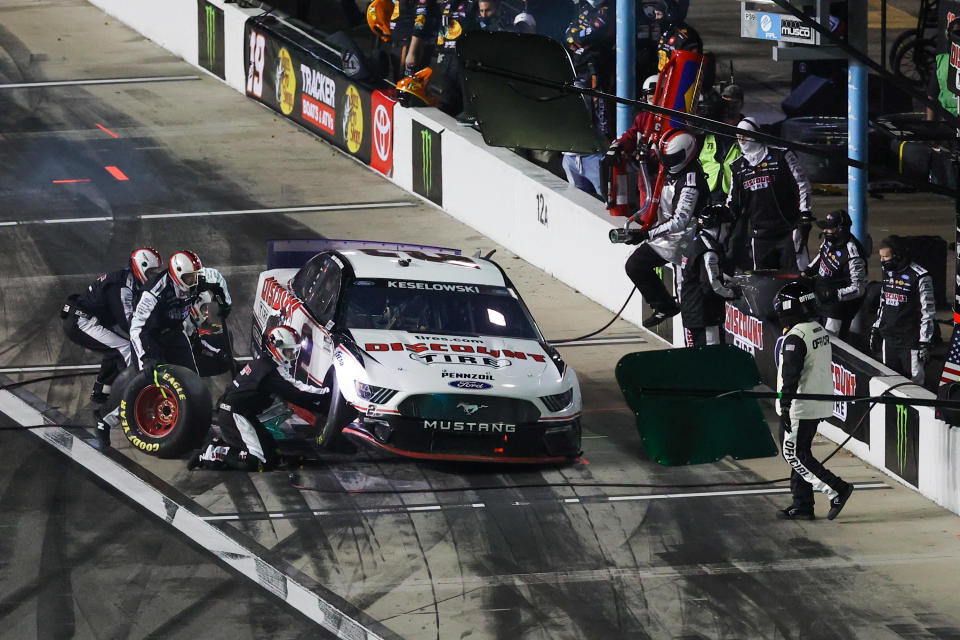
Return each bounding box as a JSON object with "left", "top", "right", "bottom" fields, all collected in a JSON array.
[
  {"left": 658, "top": 130, "right": 698, "bottom": 174},
  {"left": 265, "top": 325, "right": 301, "bottom": 367},
  {"left": 169, "top": 250, "right": 202, "bottom": 294},
  {"left": 130, "top": 247, "right": 162, "bottom": 284}
]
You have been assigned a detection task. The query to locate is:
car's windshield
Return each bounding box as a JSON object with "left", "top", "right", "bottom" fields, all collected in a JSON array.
[{"left": 340, "top": 279, "right": 541, "bottom": 340}]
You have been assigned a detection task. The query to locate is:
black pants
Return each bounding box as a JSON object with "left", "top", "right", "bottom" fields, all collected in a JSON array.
[
  {"left": 780, "top": 417, "right": 848, "bottom": 509},
  {"left": 881, "top": 340, "right": 923, "bottom": 384},
  {"left": 819, "top": 299, "right": 861, "bottom": 338},
  {"left": 146, "top": 329, "right": 198, "bottom": 373},
  {"left": 209, "top": 408, "right": 278, "bottom": 471},
  {"left": 625, "top": 244, "right": 673, "bottom": 311},
  {"left": 751, "top": 233, "right": 799, "bottom": 273},
  {"left": 62, "top": 314, "right": 131, "bottom": 392}
]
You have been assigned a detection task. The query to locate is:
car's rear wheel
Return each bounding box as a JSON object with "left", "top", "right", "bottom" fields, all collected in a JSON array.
[{"left": 119, "top": 365, "right": 211, "bottom": 458}]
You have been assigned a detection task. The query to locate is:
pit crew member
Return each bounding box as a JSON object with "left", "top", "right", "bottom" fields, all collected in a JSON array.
[
  {"left": 802, "top": 209, "right": 867, "bottom": 337},
  {"left": 870, "top": 236, "right": 936, "bottom": 385},
  {"left": 727, "top": 117, "right": 813, "bottom": 272},
  {"left": 61, "top": 247, "right": 162, "bottom": 403},
  {"left": 774, "top": 281, "right": 854, "bottom": 520},
  {"left": 623, "top": 129, "right": 708, "bottom": 327},
  {"left": 188, "top": 325, "right": 329, "bottom": 471},
  {"left": 130, "top": 250, "right": 231, "bottom": 374},
  {"left": 680, "top": 204, "right": 739, "bottom": 346}
]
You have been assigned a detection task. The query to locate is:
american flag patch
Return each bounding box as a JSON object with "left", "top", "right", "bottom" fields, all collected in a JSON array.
[{"left": 785, "top": 344, "right": 795, "bottom": 351}]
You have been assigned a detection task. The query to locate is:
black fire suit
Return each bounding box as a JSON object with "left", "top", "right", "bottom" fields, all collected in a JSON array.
[
  {"left": 680, "top": 229, "right": 737, "bottom": 346},
  {"left": 194, "top": 351, "right": 328, "bottom": 471},
  {"left": 62, "top": 269, "right": 138, "bottom": 396},
  {"left": 727, "top": 147, "right": 812, "bottom": 272},
  {"left": 625, "top": 166, "right": 708, "bottom": 313},
  {"left": 873, "top": 262, "right": 935, "bottom": 384},
  {"left": 805, "top": 235, "right": 867, "bottom": 337},
  {"left": 130, "top": 268, "right": 231, "bottom": 373}
]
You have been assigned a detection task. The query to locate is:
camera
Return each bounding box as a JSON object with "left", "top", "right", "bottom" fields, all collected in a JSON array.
[{"left": 609, "top": 228, "right": 645, "bottom": 244}]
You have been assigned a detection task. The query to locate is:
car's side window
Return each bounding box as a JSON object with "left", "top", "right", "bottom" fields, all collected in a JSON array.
[
  {"left": 305, "top": 257, "right": 342, "bottom": 325},
  {"left": 292, "top": 254, "right": 325, "bottom": 301}
]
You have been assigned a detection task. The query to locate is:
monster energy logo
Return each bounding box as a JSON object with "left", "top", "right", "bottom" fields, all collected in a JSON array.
[
  {"left": 896, "top": 403, "right": 908, "bottom": 473},
  {"left": 421, "top": 128, "right": 433, "bottom": 193},
  {"left": 654, "top": 266, "right": 663, "bottom": 279},
  {"left": 204, "top": 4, "right": 216, "bottom": 67}
]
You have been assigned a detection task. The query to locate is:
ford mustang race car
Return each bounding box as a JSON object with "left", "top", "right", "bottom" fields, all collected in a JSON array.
[{"left": 251, "top": 240, "right": 582, "bottom": 463}]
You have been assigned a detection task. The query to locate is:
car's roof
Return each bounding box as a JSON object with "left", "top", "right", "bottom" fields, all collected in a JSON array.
[{"left": 337, "top": 249, "right": 508, "bottom": 287}]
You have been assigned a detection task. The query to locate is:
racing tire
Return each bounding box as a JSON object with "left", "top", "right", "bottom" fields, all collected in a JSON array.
[
  {"left": 316, "top": 372, "right": 357, "bottom": 451},
  {"left": 892, "top": 35, "right": 937, "bottom": 87},
  {"left": 119, "top": 365, "right": 211, "bottom": 458},
  {"left": 103, "top": 364, "right": 139, "bottom": 414}
]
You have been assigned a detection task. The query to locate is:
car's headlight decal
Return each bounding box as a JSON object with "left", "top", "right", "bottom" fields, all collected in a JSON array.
[
  {"left": 355, "top": 381, "right": 399, "bottom": 404},
  {"left": 540, "top": 388, "right": 574, "bottom": 412}
]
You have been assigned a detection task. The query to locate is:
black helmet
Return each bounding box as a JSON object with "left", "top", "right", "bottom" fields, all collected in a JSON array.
[
  {"left": 816, "top": 209, "right": 851, "bottom": 243},
  {"left": 697, "top": 204, "right": 730, "bottom": 231},
  {"left": 773, "top": 280, "right": 817, "bottom": 326}
]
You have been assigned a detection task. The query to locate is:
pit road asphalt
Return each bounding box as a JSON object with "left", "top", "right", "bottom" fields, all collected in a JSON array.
[{"left": 0, "top": 1, "right": 959, "bottom": 639}]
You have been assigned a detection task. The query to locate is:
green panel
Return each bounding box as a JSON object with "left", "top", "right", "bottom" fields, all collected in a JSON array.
[
  {"left": 457, "top": 31, "right": 603, "bottom": 153},
  {"left": 615, "top": 345, "right": 778, "bottom": 466}
]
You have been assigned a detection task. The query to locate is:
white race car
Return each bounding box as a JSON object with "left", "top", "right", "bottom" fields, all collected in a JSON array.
[{"left": 251, "top": 240, "right": 582, "bottom": 463}]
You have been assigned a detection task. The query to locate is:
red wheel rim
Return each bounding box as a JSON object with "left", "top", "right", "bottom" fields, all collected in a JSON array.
[{"left": 134, "top": 385, "right": 179, "bottom": 438}]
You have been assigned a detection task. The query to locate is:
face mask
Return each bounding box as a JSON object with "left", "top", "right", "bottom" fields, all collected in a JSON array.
[
  {"left": 824, "top": 231, "right": 838, "bottom": 243},
  {"left": 881, "top": 259, "right": 899, "bottom": 272},
  {"left": 738, "top": 138, "right": 764, "bottom": 157}
]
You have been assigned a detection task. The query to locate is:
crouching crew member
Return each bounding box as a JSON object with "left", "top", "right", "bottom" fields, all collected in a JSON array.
[
  {"left": 803, "top": 210, "right": 867, "bottom": 337},
  {"left": 62, "top": 247, "right": 162, "bottom": 403},
  {"left": 680, "top": 204, "right": 740, "bottom": 346},
  {"left": 774, "top": 281, "right": 854, "bottom": 521},
  {"left": 870, "top": 236, "right": 936, "bottom": 384},
  {"left": 189, "top": 325, "right": 330, "bottom": 471}
]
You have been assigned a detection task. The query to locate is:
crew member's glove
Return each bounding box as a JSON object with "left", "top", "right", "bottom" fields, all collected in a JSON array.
[
  {"left": 218, "top": 301, "right": 231, "bottom": 319},
  {"left": 607, "top": 140, "right": 626, "bottom": 161},
  {"left": 625, "top": 229, "right": 649, "bottom": 245},
  {"left": 918, "top": 342, "right": 931, "bottom": 363},
  {"left": 141, "top": 357, "right": 159, "bottom": 376},
  {"left": 727, "top": 284, "right": 743, "bottom": 299},
  {"left": 869, "top": 328, "right": 882, "bottom": 354},
  {"left": 799, "top": 212, "right": 815, "bottom": 231}
]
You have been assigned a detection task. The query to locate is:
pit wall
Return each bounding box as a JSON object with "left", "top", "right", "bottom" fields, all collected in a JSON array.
[{"left": 85, "top": 0, "right": 960, "bottom": 516}]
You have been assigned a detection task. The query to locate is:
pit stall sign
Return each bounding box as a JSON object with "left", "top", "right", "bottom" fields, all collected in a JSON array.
[{"left": 740, "top": 0, "right": 819, "bottom": 45}]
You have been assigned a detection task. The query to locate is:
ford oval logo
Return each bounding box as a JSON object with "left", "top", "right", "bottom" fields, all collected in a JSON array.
[{"left": 448, "top": 380, "right": 492, "bottom": 390}]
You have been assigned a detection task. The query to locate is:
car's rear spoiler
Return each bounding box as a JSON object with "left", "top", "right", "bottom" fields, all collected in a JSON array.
[{"left": 266, "top": 239, "right": 461, "bottom": 270}]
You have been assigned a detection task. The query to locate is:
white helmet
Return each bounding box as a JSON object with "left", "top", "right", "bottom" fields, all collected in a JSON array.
[
  {"left": 130, "top": 247, "right": 162, "bottom": 284},
  {"left": 169, "top": 250, "right": 202, "bottom": 294},
  {"left": 265, "top": 325, "right": 301, "bottom": 367},
  {"left": 641, "top": 74, "right": 659, "bottom": 100},
  {"left": 658, "top": 130, "right": 698, "bottom": 174},
  {"left": 189, "top": 290, "right": 213, "bottom": 324}
]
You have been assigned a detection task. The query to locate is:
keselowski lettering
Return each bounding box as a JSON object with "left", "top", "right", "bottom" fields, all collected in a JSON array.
[
  {"left": 423, "top": 420, "right": 516, "bottom": 432},
  {"left": 387, "top": 280, "right": 480, "bottom": 293}
]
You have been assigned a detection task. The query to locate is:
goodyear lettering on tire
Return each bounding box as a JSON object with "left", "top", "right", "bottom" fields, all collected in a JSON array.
[
  {"left": 161, "top": 371, "right": 188, "bottom": 400},
  {"left": 120, "top": 396, "right": 162, "bottom": 453}
]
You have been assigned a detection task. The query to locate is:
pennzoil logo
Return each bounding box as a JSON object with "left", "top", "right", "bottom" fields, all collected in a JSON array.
[
  {"left": 724, "top": 303, "right": 763, "bottom": 355},
  {"left": 832, "top": 362, "right": 855, "bottom": 421},
  {"left": 343, "top": 85, "right": 363, "bottom": 153},
  {"left": 275, "top": 47, "right": 296, "bottom": 115}
]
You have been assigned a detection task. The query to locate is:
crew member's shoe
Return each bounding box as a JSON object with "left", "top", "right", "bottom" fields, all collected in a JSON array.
[
  {"left": 187, "top": 450, "right": 204, "bottom": 470},
  {"left": 95, "top": 417, "right": 111, "bottom": 449},
  {"left": 776, "top": 505, "right": 815, "bottom": 520},
  {"left": 90, "top": 390, "right": 109, "bottom": 404},
  {"left": 642, "top": 303, "right": 680, "bottom": 328},
  {"left": 827, "top": 484, "right": 854, "bottom": 520}
]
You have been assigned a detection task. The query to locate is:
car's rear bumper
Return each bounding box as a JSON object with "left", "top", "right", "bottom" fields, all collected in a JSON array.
[{"left": 342, "top": 414, "right": 582, "bottom": 463}]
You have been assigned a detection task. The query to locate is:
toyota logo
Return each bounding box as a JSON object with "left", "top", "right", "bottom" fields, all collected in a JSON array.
[{"left": 373, "top": 104, "right": 392, "bottom": 162}]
